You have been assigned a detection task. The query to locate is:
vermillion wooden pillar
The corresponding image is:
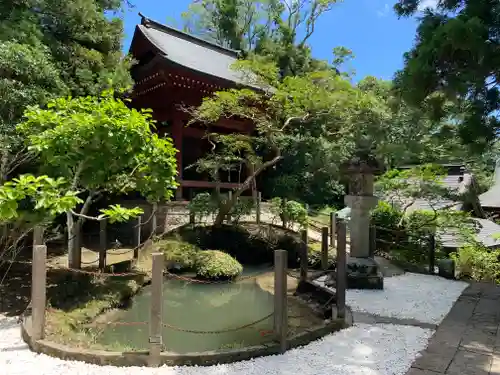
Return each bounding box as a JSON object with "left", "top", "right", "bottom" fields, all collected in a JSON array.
[{"left": 172, "top": 117, "right": 183, "bottom": 200}]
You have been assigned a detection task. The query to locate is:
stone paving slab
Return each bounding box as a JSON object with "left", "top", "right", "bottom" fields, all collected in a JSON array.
[{"left": 405, "top": 282, "right": 500, "bottom": 375}]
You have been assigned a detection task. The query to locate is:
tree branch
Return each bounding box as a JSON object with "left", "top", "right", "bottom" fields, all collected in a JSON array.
[{"left": 70, "top": 209, "right": 105, "bottom": 221}]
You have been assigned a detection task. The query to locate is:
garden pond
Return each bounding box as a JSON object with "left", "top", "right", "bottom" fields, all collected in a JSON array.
[{"left": 96, "top": 266, "right": 278, "bottom": 353}]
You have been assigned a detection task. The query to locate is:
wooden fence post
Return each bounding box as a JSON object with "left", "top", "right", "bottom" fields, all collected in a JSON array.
[
  {"left": 134, "top": 216, "right": 142, "bottom": 259},
  {"left": 33, "top": 226, "right": 44, "bottom": 246},
  {"left": 429, "top": 234, "right": 436, "bottom": 275},
  {"left": 330, "top": 212, "right": 336, "bottom": 248},
  {"left": 151, "top": 203, "right": 158, "bottom": 236},
  {"left": 300, "top": 229, "right": 308, "bottom": 282},
  {"left": 99, "top": 219, "right": 107, "bottom": 270},
  {"left": 369, "top": 226, "right": 376, "bottom": 258},
  {"left": 32, "top": 244, "right": 47, "bottom": 341},
  {"left": 274, "top": 249, "right": 288, "bottom": 353},
  {"left": 256, "top": 191, "right": 262, "bottom": 225},
  {"left": 282, "top": 198, "right": 288, "bottom": 228},
  {"left": 336, "top": 221, "right": 347, "bottom": 320},
  {"left": 226, "top": 191, "right": 233, "bottom": 222},
  {"left": 68, "top": 224, "right": 82, "bottom": 269},
  {"left": 149, "top": 252, "right": 164, "bottom": 367},
  {"left": 321, "top": 227, "right": 329, "bottom": 270}
]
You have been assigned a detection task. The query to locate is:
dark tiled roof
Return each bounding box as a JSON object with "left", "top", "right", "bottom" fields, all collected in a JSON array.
[
  {"left": 383, "top": 172, "right": 467, "bottom": 212},
  {"left": 136, "top": 16, "right": 261, "bottom": 88},
  {"left": 479, "top": 185, "right": 500, "bottom": 208},
  {"left": 438, "top": 218, "right": 500, "bottom": 249}
]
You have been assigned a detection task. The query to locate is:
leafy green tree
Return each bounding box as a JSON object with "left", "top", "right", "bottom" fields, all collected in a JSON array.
[
  {"left": 187, "top": 59, "right": 389, "bottom": 225},
  {"left": 0, "top": 0, "right": 133, "bottom": 183},
  {"left": 17, "top": 91, "right": 178, "bottom": 268},
  {"left": 180, "top": 0, "right": 339, "bottom": 76},
  {"left": 393, "top": 0, "right": 500, "bottom": 152},
  {"left": 358, "top": 76, "right": 467, "bottom": 167},
  {"left": 0, "top": 174, "right": 81, "bottom": 263}
]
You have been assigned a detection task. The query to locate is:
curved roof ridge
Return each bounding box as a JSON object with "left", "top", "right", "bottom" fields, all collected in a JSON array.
[{"left": 139, "top": 13, "right": 241, "bottom": 58}]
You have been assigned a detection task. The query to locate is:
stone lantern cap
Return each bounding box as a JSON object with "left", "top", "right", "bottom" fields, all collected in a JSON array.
[{"left": 341, "top": 153, "right": 383, "bottom": 175}]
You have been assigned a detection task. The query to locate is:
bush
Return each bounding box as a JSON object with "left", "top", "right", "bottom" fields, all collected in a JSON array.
[
  {"left": 195, "top": 250, "right": 243, "bottom": 280},
  {"left": 269, "top": 197, "right": 308, "bottom": 229},
  {"left": 229, "top": 196, "right": 254, "bottom": 224},
  {"left": 188, "top": 192, "right": 217, "bottom": 223},
  {"left": 371, "top": 201, "right": 402, "bottom": 231},
  {"left": 451, "top": 244, "right": 500, "bottom": 282},
  {"left": 154, "top": 239, "right": 200, "bottom": 270}
]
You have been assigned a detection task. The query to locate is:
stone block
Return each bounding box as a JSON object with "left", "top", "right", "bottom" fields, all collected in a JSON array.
[
  {"left": 412, "top": 350, "right": 455, "bottom": 373},
  {"left": 437, "top": 258, "right": 455, "bottom": 279},
  {"left": 346, "top": 257, "right": 383, "bottom": 290},
  {"left": 490, "top": 353, "right": 500, "bottom": 375},
  {"left": 446, "top": 349, "right": 491, "bottom": 375},
  {"left": 405, "top": 368, "right": 443, "bottom": 375},
  {"left": 460, "top": 326, "right": 496, "bottom": 354}
]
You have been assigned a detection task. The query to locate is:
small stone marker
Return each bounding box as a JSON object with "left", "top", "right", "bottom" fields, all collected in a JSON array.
[
  {"left": 274, "top": 249, "right": 288, "bottom": 353},
  {"left": 149, "top": 252, "right": 164, "bottom": 367},
  {"left": 32, "top": 245, "right": 47, "bottom": 341}
]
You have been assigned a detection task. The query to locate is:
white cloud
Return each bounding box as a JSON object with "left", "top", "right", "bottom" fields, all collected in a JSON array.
[
  {"left": 417, "top": 0, "right": 439, "bottom": 11},
  {"left": 377, "top": 3, "right": 391, "bottom": 17}
]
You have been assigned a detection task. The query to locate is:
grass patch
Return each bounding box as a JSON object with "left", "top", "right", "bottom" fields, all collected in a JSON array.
[
  {"left": 153, "top": 238, "right": 200, "bottom": 271},
  {"left": 308, "top": 206, "right": 335, "bottom": 226},
  {"left": 308, "top": 242, "right": 336, "bottom": 269},
  {"left": 44, "top": 262, "right": 151, "bottom": 350}
]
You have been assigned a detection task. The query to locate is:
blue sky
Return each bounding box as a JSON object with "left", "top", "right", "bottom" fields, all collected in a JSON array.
[{"left": 120, "top": 0, "right": 434, "bottom": 82}]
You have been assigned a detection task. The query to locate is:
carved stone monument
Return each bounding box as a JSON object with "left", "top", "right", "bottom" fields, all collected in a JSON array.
[{"left": 327, "top": 153, "right": 384, "bottom": 290}]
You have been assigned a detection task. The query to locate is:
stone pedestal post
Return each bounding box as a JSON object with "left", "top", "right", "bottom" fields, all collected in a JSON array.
[
  {"left": 344, "top": 195, "right": 378, "bottom": 258},
  {"left": 339, "top": 155, "right": 384, "bottom": 289}
]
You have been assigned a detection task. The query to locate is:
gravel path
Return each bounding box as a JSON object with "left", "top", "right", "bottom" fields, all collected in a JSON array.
[
  {"left": 0, "top": 273, "right": 466, "bottom": 375},
  {"left": 315, "top": 273, "right": 468, "bottom": 324},
  {"left": 0, "top": 317, "right": 432, "bottom": 375}
]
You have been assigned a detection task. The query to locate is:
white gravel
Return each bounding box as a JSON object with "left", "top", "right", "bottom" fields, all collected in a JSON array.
[
  {"left": 0, "top": 271, "right": 469, "bottom": 374},
  {"left": 0, "top": 315, "right": 433, "bottom": 375},
  {"left": 315, "top": 272, "right": 468, "bottom": 324}
]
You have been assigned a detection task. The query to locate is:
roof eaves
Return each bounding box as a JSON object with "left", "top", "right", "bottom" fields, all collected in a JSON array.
[{"left": 139, "top": 13, "right": 241, "bottom": 58}]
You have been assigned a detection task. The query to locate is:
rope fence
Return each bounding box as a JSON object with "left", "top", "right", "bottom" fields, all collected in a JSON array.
[
  {"left": 0, "top": 200, "right": 354, "bottom": 366},
  {"left": 23, "top": 219, "right": 349, "bottom": 365}
]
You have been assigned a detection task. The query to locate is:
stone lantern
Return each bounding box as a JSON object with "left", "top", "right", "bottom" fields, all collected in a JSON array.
[{"left": 339, "top": 152, "right": 384, "bottom": 289}]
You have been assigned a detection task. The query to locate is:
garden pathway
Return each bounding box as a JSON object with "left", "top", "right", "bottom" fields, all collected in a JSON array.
[{"left": 405, "top": 282, "right": 500, "bottom": 375}]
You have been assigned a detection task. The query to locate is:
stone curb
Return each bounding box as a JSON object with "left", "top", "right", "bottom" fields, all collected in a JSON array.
[{"left": 21, "top": 311, "right": 352, "bottom": 367}]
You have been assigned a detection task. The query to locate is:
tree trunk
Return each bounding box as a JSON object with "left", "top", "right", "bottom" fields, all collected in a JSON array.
[
  {"left": 213, "top": 155, "right": 282, "bottom": 226},
  {"left": 66, "top": 211, "right": 82, "bottom": 269}
]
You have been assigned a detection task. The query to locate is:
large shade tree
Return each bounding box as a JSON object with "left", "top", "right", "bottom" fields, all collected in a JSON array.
[
  {"left": 393, "top": 0, "right": 500, "bottom": 153},
  {"left": 0, "top": 0, "right": 133, "bottom": 183},
  {"left": 187, "top": 58, "right": 390, "bottom": 224},
  {"left": 179, "top": 0, "right": 342, "bottom": 77}
]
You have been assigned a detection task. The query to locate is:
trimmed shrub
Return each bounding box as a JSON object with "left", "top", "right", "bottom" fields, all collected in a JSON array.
[
  {"left": 195, "top": 250, "right": 243, "bottom": 280},
  {"left": 154, "top": 239, "right": 200, "bottom": 270}
]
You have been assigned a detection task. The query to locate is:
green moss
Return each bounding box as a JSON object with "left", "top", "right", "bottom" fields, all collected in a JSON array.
[
  {"left": 308, "top": 242, "right": 336, "bottom": 269},
  {"left": 195, "top": 250, "right": 243, "bottom": 280},
  {"left": 154, "top": 239, "right": 200, "bottom": 270},
  {"left": 45, "top": 274, "right": 146, "bottom": 349}
]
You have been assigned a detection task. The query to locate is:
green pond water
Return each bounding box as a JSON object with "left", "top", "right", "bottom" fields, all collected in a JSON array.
[{"left": 97, "top": 266, "right": 275, "bottom": 353}]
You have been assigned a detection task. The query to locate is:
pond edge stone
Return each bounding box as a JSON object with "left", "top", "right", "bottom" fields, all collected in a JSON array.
[{"left": 20, "top": 311, "right": 352, "bottom": 367}]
